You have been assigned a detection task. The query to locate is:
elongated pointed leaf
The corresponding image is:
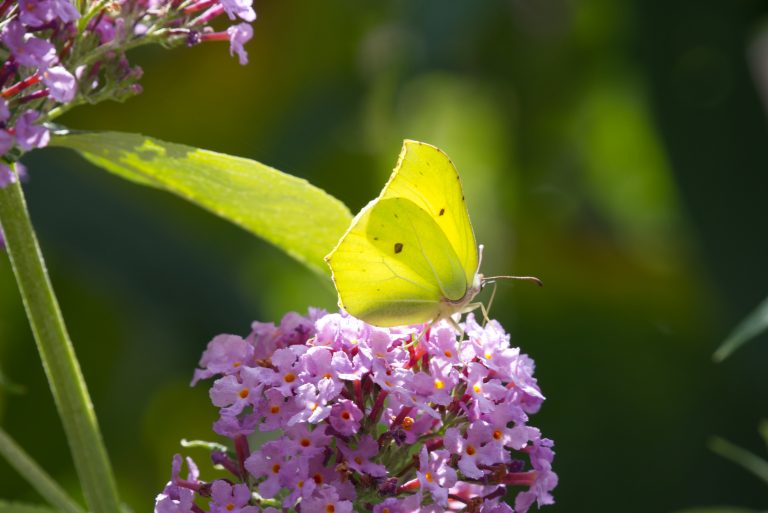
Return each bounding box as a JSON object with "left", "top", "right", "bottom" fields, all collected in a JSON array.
[
  {"left": 760, "top": 420, "right": 768, "bottom": 450},
  {"left": 713, "top": 295, "right": 768, "bottom": 362},
  {"left": 712, "top": 298, "right": 768, "bottom": 362},
  {"left": 709, "top": 436, "right": 768, "bottom": 486},
  {"left": 51, "top": 131, "right": 352, "bottom": 278},
  {"left": 0, "top": 503, "right": 58, "bottom": 513}
]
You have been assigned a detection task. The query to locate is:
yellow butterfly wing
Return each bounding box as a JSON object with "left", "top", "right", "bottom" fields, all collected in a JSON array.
[
  {"left": 379, "top": 140, "right": 479, "bottom": 287},
  {"left": 325, "top": 140, "right": 478, "bottom": 327}
]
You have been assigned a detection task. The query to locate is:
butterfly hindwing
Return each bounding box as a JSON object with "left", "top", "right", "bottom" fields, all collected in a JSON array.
[{"left": 327, "top": 199, "right": 449, "bottom": 326}]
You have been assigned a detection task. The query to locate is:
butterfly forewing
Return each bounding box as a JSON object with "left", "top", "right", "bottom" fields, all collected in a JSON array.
[
  {"left": 381, "top": 140, "right": 479, "bottom": 286},
  {"left": 325, "top": 139, "right": 479, "bottom": 327}
]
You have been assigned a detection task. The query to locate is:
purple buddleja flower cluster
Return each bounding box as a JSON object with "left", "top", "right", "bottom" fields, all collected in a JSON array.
[
  {"left": 0, "top": 0, "right": 255, "bottom": 173},
  {"left": 156, "top": 310, "right": 557, "bottom": 513},
  {"left": 0, "top": 0, "right": 256, "bottom": 246}
]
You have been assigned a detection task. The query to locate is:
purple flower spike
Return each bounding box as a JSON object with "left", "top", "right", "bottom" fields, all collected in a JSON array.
[
  {"left": 15, "top": 111, "right": 50, "bottom": 151},
  {"left": 329, "top": 399, "right": 363, "bottom": 436},
  {"left": 1, "top": 21, "right": 57, "bottom": 69},
  {"left": 220, "top": 0, "right": 256, "bottom": 22},
  {"left": 154, "top": 455, "right": 200, "bottom": 513},
  {"left": 417, "top": 447, "right": 456, "bottom": 507},
  {"left": 192, "top": 333, "right": 255, "bottom": 385},
  {"left": 340, "top": 435, "right": 387, "bottom": 477},
  {"left": 209, "top": 481, "right": 259, "bottom": 513},
  {"left": 41, "top": 65, "right": 76, "bottom": 102},
  {"left": 301, "top": 486, "right": 353, "bottom": 513},
  {"left": 0, "top": 130, "right": 15, "bottom": 157},
  {"left": 19, "top": 0, "right": 79, "bottom": 26},
  {"left": 171, "top": 309, "right": 556, "bottom": 512},
  {"left": 227, "top": 23, "right": 252, "bottom": 65},
  {"left": 0, "top": 164, "right": 16, "bottom": 189},
  {"left": 0, "top": 99, "right": 9, "bottom": 123}
]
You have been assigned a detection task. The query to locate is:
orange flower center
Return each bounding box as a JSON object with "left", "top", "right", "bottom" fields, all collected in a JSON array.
[
  {"left": 341, "top": 411, "right": 351, "bottom": 420},
  {"left": 466, "top": 445, "right": 476, "bottom": 456},
  {"left": 238, "top": 388, "right": 250, "bottom": 399},
  {"left": 271, "top": 463, "right": 280, "bottom": 474},
  {"left": 270, "top": 405, "right": 280, "bottom": 414},
  {"left": 300, "top": 438, "right": 311, "bottom": 447},
  {"left": 402, "top": 417, "right": 414, "bottom": 430},
  {"left": 493, "top": 430, "right": 503, "bottom": 440},
  {"left": 283, "top": 372, "right": 296, "bottom": 383}
]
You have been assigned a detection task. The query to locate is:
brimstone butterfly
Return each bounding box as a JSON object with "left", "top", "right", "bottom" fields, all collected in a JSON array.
[{"left": 325, "top": 140, "right": 539, "bottom": 328}]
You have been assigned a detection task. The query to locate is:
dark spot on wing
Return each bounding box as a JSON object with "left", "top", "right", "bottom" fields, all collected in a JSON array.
[
  {"left": 373, "top": 237, "right": 379, "bottom": 241},
  {"left": 439, "top": 208, "right": 445, "bottom": 216},
  {"left": 394, "top": 213, "right": 399, "bottom": 219},
  {"left": 394, "top": 242, "right": 403, "bottom": 254}
]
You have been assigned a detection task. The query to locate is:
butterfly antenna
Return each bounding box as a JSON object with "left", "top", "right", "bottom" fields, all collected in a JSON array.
[{"left": 484, "top": 275, "right": 543, "bottom": 287}]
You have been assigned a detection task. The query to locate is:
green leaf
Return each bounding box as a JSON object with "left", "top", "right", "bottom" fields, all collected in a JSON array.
[
  {"left": 759, "top": 420, "right": 768, "bottom": 452},
  {"left": 0, "top": 502, "right": 58, "bottom": 513},
  {"left": 50, "top": 131, "right": 352, "bottom": 278},
  {"left": 713, "top": 295, "right": 768, "bottom": 362},
  {"left": 709, "top": 436, "right": 768, "bottom": 486}
]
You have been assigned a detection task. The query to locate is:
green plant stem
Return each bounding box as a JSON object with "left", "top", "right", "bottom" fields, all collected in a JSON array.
[
  {"left": 0, "top": 427, "right": 85, "bottom": 513},
  {"left": 0, "top": 168, "right": 121, "bottom": 513}
]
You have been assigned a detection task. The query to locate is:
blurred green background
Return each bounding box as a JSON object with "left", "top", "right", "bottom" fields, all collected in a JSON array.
[{"left": 1, "top": 0, "right": 768, "bottom": 511}]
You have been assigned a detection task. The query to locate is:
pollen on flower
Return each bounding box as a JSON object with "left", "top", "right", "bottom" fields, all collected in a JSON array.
[
  {"left": 171, "top": 311, "right": 557, "bottom": 513},
  {"left": 226, "top": 503, "right": 235, "bottom": 511}
]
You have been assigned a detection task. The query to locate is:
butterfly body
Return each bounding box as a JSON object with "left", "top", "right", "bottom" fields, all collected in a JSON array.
[{"left": 325, "top": 140, "right": 483, "bottom": 328}]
